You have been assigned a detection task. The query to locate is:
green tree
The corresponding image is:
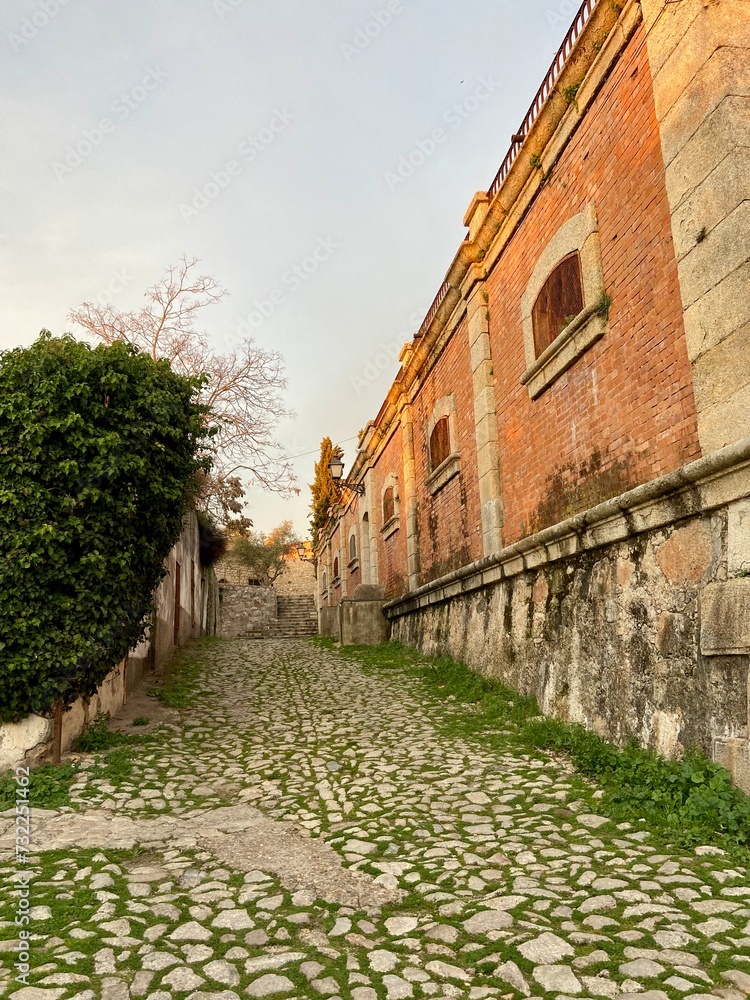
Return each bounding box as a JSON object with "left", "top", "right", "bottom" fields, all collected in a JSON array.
[
  {"left": 0, "top": 332, "right": 210, "bottom": 722},
  {"left": 309, "top": 438, "right": 342, "bottom": 548},
  {"left": 230, "top": 520, "right": 299, "bottom": 585}
]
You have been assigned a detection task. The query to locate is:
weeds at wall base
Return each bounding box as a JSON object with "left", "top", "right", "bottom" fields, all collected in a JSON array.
[
  {"left": 0, "top": 762, "right": 78, "bottom": 811},
  {"left": 321, "top": 638, "right": 750, "bottom": 864}
]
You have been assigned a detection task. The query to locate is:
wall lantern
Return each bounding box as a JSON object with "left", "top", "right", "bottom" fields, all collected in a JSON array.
[{"left": 328, "top": 452, "right": 365, "bottom": 495}]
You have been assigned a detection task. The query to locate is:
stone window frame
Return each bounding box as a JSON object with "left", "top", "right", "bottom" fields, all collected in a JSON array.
[
  {"left": 332, "top": 552, "right": 341, "bottom": 585},
  {"left": 520, "top": 204, "right": 608, "bottom": 399},
  {"left": 381, "top": 473, "right": 401, "bottom": 540},
  {"left": 425, "top": 394, "right": 462, "bottom": 496},
  {"left": 348, "top": 529, "right": 359, "bottom": 571},
  {"left": 321, "top": 569, "right": 328, "bottom": 596}
]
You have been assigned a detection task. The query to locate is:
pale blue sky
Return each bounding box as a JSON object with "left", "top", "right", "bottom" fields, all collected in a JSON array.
[{"left": 1, "top": 0, "right": 575, "bottom": 535}]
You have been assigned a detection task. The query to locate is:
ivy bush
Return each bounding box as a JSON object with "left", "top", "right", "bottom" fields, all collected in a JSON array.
[{"left": 0, "top": 332, "right": 210, "bottom": 722}]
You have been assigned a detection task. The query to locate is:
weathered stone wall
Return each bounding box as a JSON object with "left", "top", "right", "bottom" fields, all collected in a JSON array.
[
  {"left": 216, "top": 552, "right": 316, "bottom": 596},
  {"left": 388, "top": 443, "right": 750, "bottom": 791},
  {"left": 217, "top": 585, "right": 277, "bottom": 639}
]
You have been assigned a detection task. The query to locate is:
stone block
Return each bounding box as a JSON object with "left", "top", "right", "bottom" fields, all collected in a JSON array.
[
  {"left": 728, "top": 499, "right": 750, "bottom": 576},
  {"left": 697, "top": 383, "right": 750, "bottom": 455},
  {"left": 678, "top": 199, "right": 750, "bottom": 309},
  {"left": 660, "top": 47, "right": 750, "bottom": 168},
  {"left": 684, "top": 261, "right": 750, "bottom": 363},
  {"left": 339, "top": 600, "right": 389, "bottom": 646},
  {"left": 672, "top": 151, "right": 750, "bottom": 261},
  {"left": 0, "top": 716, "right": 53, "bottom": 771},
  {"left": 692, "top": 324, "right": 750, "bottom": 410},
  {"left": 701, "top": 578, "right": 750, "bottom": 654},
  {"left": 713, "top": 737, "right": 750, "bottom": 794},
  {"left": 318, "top": 606, "right": 339, "bottom": 640},
  {"left": 656, "top": 520, "right": 715, "bottom": 585},
  {"left": 652, "top": 4, "right": 750, "bottom": 123},
  {"left": 666, "top": 96, "right": 750, "bottom": 211}
]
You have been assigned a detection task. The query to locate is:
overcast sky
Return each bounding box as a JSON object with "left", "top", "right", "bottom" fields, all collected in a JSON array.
[{"left": 1, "top": 0, "right": 574, "bottom": 536}]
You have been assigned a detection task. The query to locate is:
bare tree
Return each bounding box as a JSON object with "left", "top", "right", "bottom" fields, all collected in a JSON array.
[{"left": 69, "top": 257, "right": 296, "bottom": 522}]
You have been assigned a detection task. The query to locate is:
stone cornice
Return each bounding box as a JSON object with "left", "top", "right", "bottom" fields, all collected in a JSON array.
[
  {"left": 338, "top": 0, "right": 642, "bottom": 496},
  {"left": 384, "top": 437, "right": 750, "bottom": 617}
]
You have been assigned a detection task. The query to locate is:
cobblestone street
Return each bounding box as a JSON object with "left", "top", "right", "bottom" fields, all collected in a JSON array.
[{"left": 1, "top": 638, "right": 749, "bottom": 1000}]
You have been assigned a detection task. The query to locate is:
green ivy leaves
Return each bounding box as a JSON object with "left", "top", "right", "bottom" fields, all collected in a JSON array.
[{"left": 0, "top": 332, "right": 210, "bottom": 722}]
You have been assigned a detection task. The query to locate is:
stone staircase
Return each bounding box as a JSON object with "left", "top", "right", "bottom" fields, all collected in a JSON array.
[{"left": 273, "top": 594, "right": 319, "bottom": 638}]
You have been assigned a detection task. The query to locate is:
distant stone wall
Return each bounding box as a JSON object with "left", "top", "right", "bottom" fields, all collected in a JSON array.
[
  {"left": 216, "top": 551, "right": 316, "bottom": 598},
  {"left": 218, "top": 586, "right": 277, "bottom": 639},
  {"left": 387, "top": 442, "right": 750, "bottom": 792}
]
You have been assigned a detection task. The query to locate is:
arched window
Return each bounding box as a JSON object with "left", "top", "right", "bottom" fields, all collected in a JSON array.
[
  {"left": 382, "top": 486, "right": 395, "bottom": 524},
  {"left": 333, "top": 556, "right": 340, "bottom": 580},
  {"left": 349, "top": 533, "right": 357, "bottom": 562},
  {"left": 322, "top": 570, "right": 328, "bottom": 593},
  {"left": 429, "top": 416, "right": 451, "bottom": 471},
  {"left": 532, "top": 252, "right": 584, "bottom": 357}
]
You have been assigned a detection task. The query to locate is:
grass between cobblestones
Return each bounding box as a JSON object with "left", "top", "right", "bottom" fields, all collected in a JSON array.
[
  {"left": 322, "top": 639, "right": 750, "bottom": 864},
  {"left": 0, "top": 761, "right": 78, "bottom": 811},
  {"left": 3, "top": 635, "right": 750, "bottom": 998}
]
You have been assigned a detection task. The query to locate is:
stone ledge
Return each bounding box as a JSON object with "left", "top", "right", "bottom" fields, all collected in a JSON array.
[
  {"left": 701, "top": 578, "right": 750, "bottom": 655},
  {"left": 426, "top": 453, "right": 462, "bottom": 495},
  {"left": 521, "top": 306, "right": 608, "bottom": 399},
  {"left": 385, "top": 436, "right": 750, "bottom": 618},
  {"left": 381, "top": 515, "right": 400, "bottom": 540}
]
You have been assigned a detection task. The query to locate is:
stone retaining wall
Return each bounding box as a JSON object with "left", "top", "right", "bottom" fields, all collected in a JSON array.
[
  {"left": 217, "top": 585, "right": 277, "bottom": 639},
  {"left": 386, "top": 440, "right": 750, "bottom": 792}
]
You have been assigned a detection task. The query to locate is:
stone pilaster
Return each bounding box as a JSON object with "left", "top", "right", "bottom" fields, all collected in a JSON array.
[
  {"left": 642, "top": 0, "right": 750, "bottom": 454},
  {"left": 399, "top": 401, "right": 421, "bottom": 590},
  {"left": 365, "top": 468, "right": 380, "bottom": 585},
  {"left": 465, "top": 276, "right": 504, "bottom": 555}
]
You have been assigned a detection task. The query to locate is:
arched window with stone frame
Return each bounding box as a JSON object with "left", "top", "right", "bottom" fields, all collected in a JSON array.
[
  {"left": 380, "top": 473, "right": 400, "bottom": 540},
  {"left": 426, "top": 394, "right": 461, "bottom": 495},
  {"left": 520, "top": 203, "right": 610, "bottom": 399}
]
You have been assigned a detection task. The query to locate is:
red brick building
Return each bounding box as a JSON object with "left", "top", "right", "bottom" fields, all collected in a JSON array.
[{"left": 318, "top": 0, "right": 750, "bottom": 787}]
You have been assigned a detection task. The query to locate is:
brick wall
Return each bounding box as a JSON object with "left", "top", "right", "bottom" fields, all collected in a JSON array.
[
  {"left": 318, "top": 5, "right": 705, "bottom": 610},
  {"left": 411, "top": 318, "right": 483, "bottom": 584},
  {"left": 488, "top": 20, "right": 700, "bottom": 543}
]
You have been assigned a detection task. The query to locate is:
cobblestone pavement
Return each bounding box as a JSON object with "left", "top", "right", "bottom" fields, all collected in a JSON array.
[{"left": 1, "top": 638, "right": 749, "bottom": 1000}]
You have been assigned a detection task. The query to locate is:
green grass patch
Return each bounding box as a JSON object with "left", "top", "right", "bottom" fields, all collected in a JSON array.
[
  {"left": 157, "top": 637, "right": 221, "bottom": 707},
  {"left": 308, "top": 635, "right": 337, "bottom": 652},
  {"left": 336, "top": 641, "right": 750, "bottom": 864},
  {"left": 0, "top": 761, "right": 78, "bottom": 810},
  {"left": 526, "top": 717, "right": 750, "bottom": 856},
  {"left": 72, "top": 716, "right": 135, "bottom": 752}
]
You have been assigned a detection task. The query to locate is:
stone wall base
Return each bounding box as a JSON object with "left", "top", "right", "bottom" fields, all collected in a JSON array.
[
  {"left": 386, "top": 440, "right": 750, "bottom": 792},
  {"left": 319, "top": 607, "right": 340, "bottom": 639},
  {"left": 340, "top": 600, "right": 389, "bottom": 646}
]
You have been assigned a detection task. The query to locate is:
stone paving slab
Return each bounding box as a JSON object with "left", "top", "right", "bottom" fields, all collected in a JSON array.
[{"left": 0, "top": 638, "right": 748, "bottom": 999}]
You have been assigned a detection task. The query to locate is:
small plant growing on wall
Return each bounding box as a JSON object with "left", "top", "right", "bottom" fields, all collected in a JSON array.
[
  {"left": 596, "top": 290, "right": 613, "bottom": 319},
  {"left": 560, "top": 82, "right": 582, "bottom": 111}
]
